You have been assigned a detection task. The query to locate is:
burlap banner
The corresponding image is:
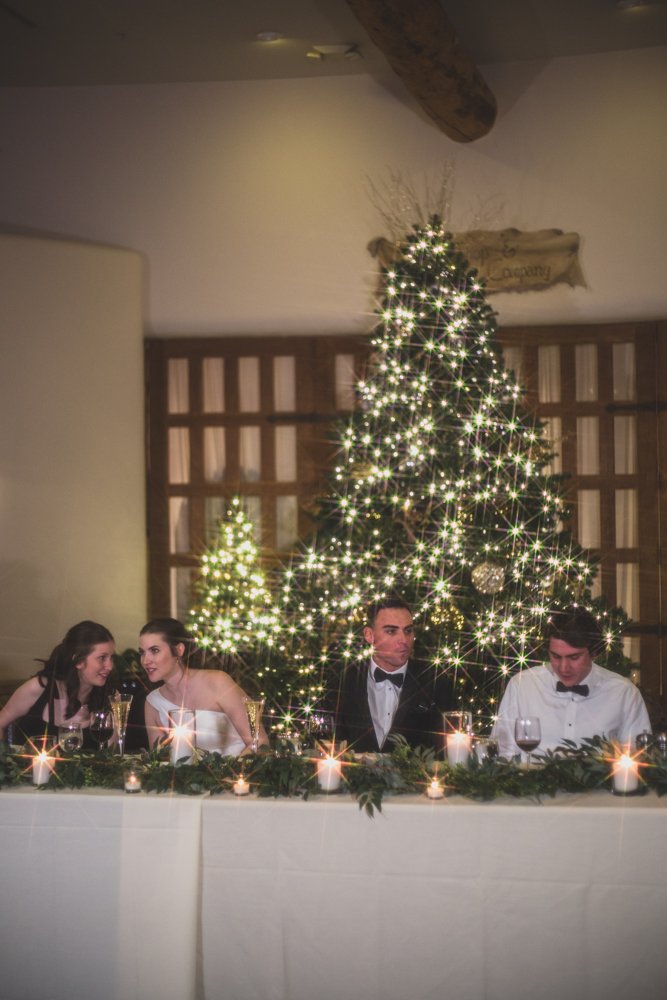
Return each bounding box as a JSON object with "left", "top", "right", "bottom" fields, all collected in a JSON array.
[
  {"left": 452, "top": 228, "right": 585, "bottom": 294},
  {"left": 368, "top": 228, "right": 585, "bottom": 294}
]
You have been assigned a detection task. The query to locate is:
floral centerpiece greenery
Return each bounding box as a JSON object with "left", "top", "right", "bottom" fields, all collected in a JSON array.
[{"left": 4, "top": 737, "right": 667, "bottom": 817}]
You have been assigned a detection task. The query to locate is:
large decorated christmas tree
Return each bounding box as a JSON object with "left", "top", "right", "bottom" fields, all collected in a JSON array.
[{"left": 255, "top": 216, "right": 630, "bottom": 730}]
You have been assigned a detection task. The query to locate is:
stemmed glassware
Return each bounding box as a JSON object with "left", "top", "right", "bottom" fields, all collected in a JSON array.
[
  {"left": 89, "top": 710, "right": 114, "bottom": 750},
  {"left": 243, "top": 697, "right": 265, "bottom": 753},
  {"left": 110, "top": 694, "right": 133, "bottom": 757},
  {"left": 514, "top": 716, "right": 541, "bottom": 768},
  {"left": 58, "top": 722, "right": 83, "bottom": 753}
]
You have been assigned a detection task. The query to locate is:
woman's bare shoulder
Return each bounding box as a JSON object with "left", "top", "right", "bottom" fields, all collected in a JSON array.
[
  {"left": 16, "top": 675, "right": 47, "bottom": 697},
  {"left": 198, "top": 668, "right": 236, "bottom": 691}
]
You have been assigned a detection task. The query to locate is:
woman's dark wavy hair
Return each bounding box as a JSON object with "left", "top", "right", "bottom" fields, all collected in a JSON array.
[
  {"left": 139, "top": 618, "right": 205, "bottom": 669},
  {"left": 37, "top": 620, "right": 115, "bottom": 719}
]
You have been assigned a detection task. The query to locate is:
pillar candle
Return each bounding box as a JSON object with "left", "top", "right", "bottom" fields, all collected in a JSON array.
[
  {"left": 446, "top": 731, "right": 471, "bottom": 766},
  {"left": 32, "top": 751, "right": 54, "bottom": 786},
  {"left": 317, "top": 755, "right": 342, "bottom": 792},
  {"left": 612, "top": 753, "right": 639, "bottom": 794}
]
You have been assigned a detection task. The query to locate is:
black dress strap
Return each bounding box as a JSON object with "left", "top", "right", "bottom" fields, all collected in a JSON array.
[{"left": 10, "top": 676, "right": 59, "bottom": 745}]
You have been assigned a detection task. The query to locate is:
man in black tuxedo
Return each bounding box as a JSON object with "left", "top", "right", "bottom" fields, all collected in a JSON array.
[{"left": 331, "top": 598, "right": 455, "bottom": 753}]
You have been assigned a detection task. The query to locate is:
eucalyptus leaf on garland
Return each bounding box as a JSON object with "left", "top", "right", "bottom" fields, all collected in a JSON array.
[{"left": 4, "top": 739, "right": 667, "bottom": 818}]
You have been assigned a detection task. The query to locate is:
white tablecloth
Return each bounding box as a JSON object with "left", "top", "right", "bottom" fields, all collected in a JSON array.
[
  {"left": 1, "top": 788, "right": 665, "bottom": 1000},
  {"left": 200, "top": 792, "right": 667, "bottom": 1000},
  {"left": 0, "top": 789, "right": 202, "bottom": 1000}
]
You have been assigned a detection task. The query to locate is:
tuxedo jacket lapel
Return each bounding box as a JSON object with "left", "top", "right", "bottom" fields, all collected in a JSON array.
[{"left": 342, "top": 665, "right": 381, "bottom": 752}]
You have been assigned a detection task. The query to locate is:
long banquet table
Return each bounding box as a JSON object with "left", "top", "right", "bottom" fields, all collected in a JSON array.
[{"left": 1, "top": 787, "right": 665, "bottom": 1000}]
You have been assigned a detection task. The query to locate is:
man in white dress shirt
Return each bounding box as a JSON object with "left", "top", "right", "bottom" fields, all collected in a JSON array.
[{"left": 492, "top": 606, "right": 651, "bottom": 758}]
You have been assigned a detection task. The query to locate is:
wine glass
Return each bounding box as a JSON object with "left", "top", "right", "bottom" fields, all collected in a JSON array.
[
  {"left": 514, "top": 716, "right": 541, "bottom": 768},
  {"left": 89, "top": 710, "right": 114, "bottom": 750},
  {"left": 110, "top": 694, "right": 133, "bottom": 757},
  {"left": 58, "top": 722, "right": 83, "bottom": 753},
  {"left": 243, "top": 697, "right": 265, "bottom": 753}
]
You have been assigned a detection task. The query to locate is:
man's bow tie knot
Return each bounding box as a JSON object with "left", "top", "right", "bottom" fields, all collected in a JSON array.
[
  {"left": 374, "top": 667, "right": 404, "bottom": 688},
  {"left": 556, "top": 681, "right": 589, "bottom": 697}
]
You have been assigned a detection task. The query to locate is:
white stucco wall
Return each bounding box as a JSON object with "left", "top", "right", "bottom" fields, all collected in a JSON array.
[
  {"left": 0, "top": 46, "right": 665, "bottom": 336},
  {"left": 0, "top": 235, "right": 146, "bottom": 679}
]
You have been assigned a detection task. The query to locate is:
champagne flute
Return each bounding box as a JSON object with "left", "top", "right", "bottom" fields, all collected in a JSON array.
[
  {"left": 58, "top": 722, "right": 83, "bottom": 753},
  {"left": 89, "top": 710, "right": 114, "bottom": 750},
  {"left": 111, "top": 694, "right": 133, "bottom": 757},
  {"left": 514, "top": 716, "right": 541, "bottom": 768},
  {"left": 243, "top": 697, "right": 265, "bottom": 753}
]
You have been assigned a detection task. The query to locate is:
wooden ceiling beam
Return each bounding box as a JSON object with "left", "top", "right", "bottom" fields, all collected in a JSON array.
[{"left": 346, "top": 0, "right": 496, "bottom": 142}]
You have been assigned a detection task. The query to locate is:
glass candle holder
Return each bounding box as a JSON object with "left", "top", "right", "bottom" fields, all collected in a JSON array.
[
  {"left": 32, "top": 737, "right": 57, "bottom": 786},
  {"left": 124, "top": 767, "right": 142, "bottom": 793},
  {"left": 168, "top": 708, "right": 196, "bottom": 764},
  {"left": 426, "top": 778, "right": 445, "bottom": 799},
  {"left": 233, "top": 776, "right": 250, "bottom": 796}
]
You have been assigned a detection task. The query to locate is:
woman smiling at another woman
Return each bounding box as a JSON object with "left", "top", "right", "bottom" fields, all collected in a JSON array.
[
  {"left": 0, "top": 620, "right": 115, "bottom": 747},
  {"left": 140, "top": 618, "right": 268, "bottom": 755}
]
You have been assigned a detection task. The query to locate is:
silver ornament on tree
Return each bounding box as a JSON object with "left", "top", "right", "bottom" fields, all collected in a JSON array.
[{"left": 471, "top": 562, "right": 505, "bottom": 595}]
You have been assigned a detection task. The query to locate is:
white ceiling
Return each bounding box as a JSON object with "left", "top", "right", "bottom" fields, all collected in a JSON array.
[{"left": 1, "top": 0, "right": 666, "bottom": 87}]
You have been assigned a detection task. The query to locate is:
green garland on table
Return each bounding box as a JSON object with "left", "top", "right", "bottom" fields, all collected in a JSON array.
[{"left": 3, "top": 738, "right": 667, "bottom": 817}]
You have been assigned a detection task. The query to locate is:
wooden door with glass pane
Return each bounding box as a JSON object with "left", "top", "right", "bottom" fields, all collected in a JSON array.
[
  {"left": 499, "top": 321, "right": 667, "bottom": 715},
  {"left": 145, "top": 336, "right": 369, "bottom": 621}
]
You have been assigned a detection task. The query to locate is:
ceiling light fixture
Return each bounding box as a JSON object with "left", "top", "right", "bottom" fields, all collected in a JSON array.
[
  {"left": 256, "top": 31, "right": 283, "bottom": 43},
  {"left": 305, "top": 43, "right": 361, "bottom": 61}
]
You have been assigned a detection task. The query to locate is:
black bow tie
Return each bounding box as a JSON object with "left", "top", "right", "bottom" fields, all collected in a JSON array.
[
  {"left": 556, "top": 681, "right": 589, "bottom": 697},
  {"left": 374, "top": 667, "right": 404, "bottom": 688}
]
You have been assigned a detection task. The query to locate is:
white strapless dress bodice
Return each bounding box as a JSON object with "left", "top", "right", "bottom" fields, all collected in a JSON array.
[{"left": 146, "top": 688, "right": 246, "bottom": 756}]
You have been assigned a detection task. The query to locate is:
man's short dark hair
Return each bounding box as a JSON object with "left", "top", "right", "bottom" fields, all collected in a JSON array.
[
  {"left": 544, "top": 605, "right": 605, "bottom": 655},
  {"left": 366, "top": 597, "right": 413, "bottom": 628}
]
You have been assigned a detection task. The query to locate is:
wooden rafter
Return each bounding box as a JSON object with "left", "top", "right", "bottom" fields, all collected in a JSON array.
[{"left": 346, "top": 0, "right": 496, "bottom": 142}]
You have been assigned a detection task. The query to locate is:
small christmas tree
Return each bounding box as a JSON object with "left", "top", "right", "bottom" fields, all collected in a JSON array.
[
  {"left": 264, "top": 217, "right": 631, "bottom": 729},
  {"left": 188, "top": 497, "right": 280, "bottom": 694}
]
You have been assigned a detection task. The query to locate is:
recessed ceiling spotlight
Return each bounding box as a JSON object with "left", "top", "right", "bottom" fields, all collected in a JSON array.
[
  {"left": 256, "top": 31, "right": 283, "bottom": 43},
  {"left": 305, "top": 44, "right": 361, "bottom": 61}
]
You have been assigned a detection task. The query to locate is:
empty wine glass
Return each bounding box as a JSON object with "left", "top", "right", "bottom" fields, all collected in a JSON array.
[
  {"left": 89, "top": 710, "right": 114, "bottom": 750},
  {"left": 58, "top": 722, "right": 83, "bottom": 753},
  {"left": 514, "top": 716, "right": 541, "bottom": 768}
]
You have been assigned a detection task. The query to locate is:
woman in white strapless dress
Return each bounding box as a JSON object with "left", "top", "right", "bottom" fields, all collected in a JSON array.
[{"left": 140, "top": 618, "right": 268, "bottom": 756}]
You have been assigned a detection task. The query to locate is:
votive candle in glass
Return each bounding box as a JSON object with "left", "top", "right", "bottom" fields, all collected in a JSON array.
[
  {"left": 233, "top": 776, "right": 250, "bottom": 796},
  {"left": 124, "top": 768, "right": 142, "bottom": 793},
  {"left": 426, "top": 778, "right": 444, "bottom": 799}
]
